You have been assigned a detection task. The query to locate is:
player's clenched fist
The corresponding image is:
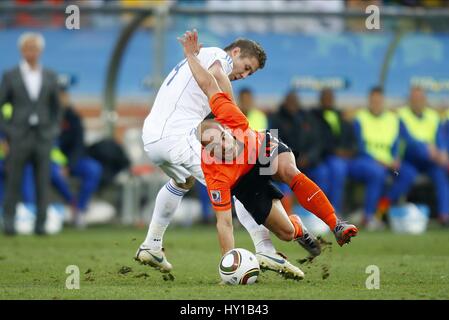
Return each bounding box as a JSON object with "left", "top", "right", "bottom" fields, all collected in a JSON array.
[{"left": 177, "top": 29, "right": 202, "bottom": 56}]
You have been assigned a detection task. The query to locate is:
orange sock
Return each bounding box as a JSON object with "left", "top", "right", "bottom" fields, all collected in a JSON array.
[
  {"left": 288, "top": 215, "right": 303, "bottom": 238},
  {"left": 290, "top": 173, "right": 337, "bottom": 230}
]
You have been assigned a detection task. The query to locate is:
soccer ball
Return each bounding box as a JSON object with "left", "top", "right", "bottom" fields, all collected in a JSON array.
[{"left": 218, "top": 248, "right": 260, "bottom": 285}]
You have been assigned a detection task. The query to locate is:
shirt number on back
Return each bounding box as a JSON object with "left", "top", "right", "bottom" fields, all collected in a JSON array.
[{"left": 166, "top": 59, "right": 187, "bottom": 86}]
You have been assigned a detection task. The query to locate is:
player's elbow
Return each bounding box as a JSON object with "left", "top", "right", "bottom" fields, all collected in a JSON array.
[
  {"left": 216, "top": 217, "right": 233, "bottom": 230},
  {"left": 216, "top": 214, "right": 233, "bottom": 231}
]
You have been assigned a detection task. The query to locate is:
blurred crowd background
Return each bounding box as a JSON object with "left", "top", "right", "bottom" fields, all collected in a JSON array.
[{"left": 1, "top": 0, "right": 449, "bottom": 235}]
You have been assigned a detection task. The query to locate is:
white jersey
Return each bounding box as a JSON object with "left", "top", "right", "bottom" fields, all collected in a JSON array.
[{"left": 142, "top": 47, "right": 233, "bottom": 144}]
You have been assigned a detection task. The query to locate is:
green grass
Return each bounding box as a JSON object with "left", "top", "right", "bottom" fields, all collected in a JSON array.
[{"left": 0, "top": 225, "right": 448, "bottom": 300}]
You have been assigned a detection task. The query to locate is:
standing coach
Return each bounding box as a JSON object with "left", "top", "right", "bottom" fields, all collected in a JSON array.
[{"left": 0, "top": 32, "right": 61, "bottom": 235}]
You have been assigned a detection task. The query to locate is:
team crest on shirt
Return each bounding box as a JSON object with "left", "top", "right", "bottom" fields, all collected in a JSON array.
[{"left": 210, "top": 190, "right": 222, "bottom": 203}]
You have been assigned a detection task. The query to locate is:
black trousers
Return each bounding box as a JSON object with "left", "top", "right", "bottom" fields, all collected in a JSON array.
[{"left": 2, "top": 128, "right": 52, "bottom": 233}]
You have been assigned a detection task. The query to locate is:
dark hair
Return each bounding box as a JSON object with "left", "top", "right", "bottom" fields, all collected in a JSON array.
[
  {"left": 239, "top": 87, "right": 253, "bottom": 97},
  {"left": 410, "top": 85, "right": 424, "bottom": 93},
  {"left": 320, "top": 87, "right": 333, "bottom": 98},
  {"left": 370, "top": 86, "right": 383, "bottom": 95},
  {"left": 224, "top": 38, "right": 266, "bottom": 69}
]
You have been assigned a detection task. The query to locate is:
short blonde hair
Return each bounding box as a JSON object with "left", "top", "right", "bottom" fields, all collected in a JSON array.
[{"left": 18, "top": 32, "right": 45, "bottom": 50}]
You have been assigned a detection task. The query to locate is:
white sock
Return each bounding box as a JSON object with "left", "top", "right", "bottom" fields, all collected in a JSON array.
[
  {"left": 233, "top": 196, "right": 276, "bottom": 254},
  {"left": 143, "top": 179, "right": 188, "bottom": 250}
]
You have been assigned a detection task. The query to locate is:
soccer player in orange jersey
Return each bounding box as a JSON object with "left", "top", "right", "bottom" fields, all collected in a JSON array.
[{"left": 178, "top": 29, "right": 358, "bottom": 258}]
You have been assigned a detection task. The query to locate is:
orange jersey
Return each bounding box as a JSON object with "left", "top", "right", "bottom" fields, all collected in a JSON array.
[{"left": 202, "top": 93, "right": 265, "bottom": 211}]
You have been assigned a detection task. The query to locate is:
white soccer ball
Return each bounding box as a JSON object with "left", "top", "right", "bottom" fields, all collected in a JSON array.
[{"left": 218, "top": 248, "right": 260, "bottom": 285}]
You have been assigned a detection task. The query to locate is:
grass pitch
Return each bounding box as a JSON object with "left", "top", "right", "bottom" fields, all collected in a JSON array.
[{"left": 0, "top": 224, "right": 448, "bottom": 300}]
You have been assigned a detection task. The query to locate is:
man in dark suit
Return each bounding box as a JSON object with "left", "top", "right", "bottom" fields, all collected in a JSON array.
[
  {"left": 311, "top": 88, "right": 358, "bottom": 215},
  {"left": 268, "top": 90, "right": 329, "bottom": 215},
  {"left": 0, "top": 32, "right": 61, "bottom": 235},
  {"left": 269, "top": 90, "right": 329, "bottom": 189}
]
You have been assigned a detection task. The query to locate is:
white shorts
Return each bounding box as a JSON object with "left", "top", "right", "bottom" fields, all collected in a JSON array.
[{"left": 143, "top": 129, "right": 206, "bottom": 186}]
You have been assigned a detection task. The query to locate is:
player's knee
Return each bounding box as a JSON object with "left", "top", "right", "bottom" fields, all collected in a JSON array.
[
  {"left": 174, "top": 176, "right": 195, "bottom": 190},
  {"left": 280, "top": 163, "right": 300, "bottom": 184}
]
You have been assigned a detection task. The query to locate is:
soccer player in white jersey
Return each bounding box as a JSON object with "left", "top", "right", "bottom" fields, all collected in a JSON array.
[{"left": 135, "top": 33, "right": 304, "bottom": 279}]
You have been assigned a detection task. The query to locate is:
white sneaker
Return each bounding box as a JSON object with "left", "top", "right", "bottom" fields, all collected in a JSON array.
[
  {"left": 134, "top": 246, "right": 173, "bottom": 273},
  {"left": 256, "top": 252, "right": 304, "bottom": 281}
]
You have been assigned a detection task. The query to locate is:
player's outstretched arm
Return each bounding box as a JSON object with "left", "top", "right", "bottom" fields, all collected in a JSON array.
[
  {"left": 215, "top": 208, "right": 234, "bottom": 255},
  {"left": 178, "top": 29, "right": 221, "bottom": 99}
]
